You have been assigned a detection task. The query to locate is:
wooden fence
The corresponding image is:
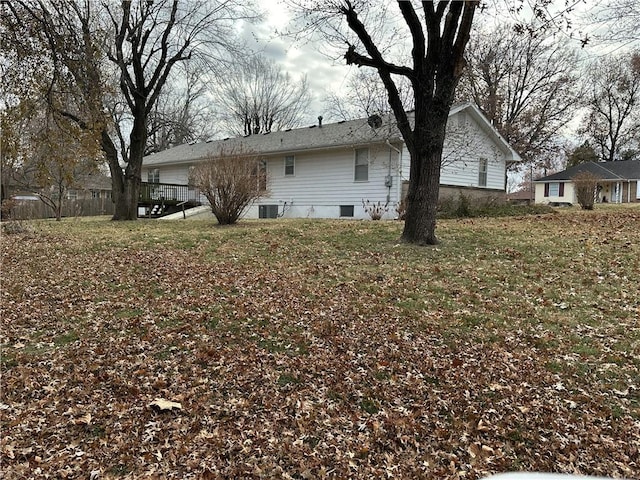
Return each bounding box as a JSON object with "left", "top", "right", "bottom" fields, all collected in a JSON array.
[{"left": 8, "top": 198, "right": 115, "bottom": 220}]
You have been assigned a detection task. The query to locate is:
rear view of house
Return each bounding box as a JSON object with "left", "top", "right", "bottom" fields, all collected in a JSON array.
[{"left": 141, "top": 103, "right": 521, "bottom": 219}]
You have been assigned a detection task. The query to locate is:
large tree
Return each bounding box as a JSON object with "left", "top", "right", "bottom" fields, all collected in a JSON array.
[
  {"left": 3, "top": 1, "right": 256, "bottom": 221},
  {"left": 581, "top": 52, "right": 640, "bottom": 163},
  {"left": 214, "top": 56, "right": 311, "bottom": 136},
  {"left": 291, "top": 1, "right": 478, "bottom": 244},
  {"left": 291, "top": 1, "right": 578, "bottom": 244},
  {"left": 104, "top": 0, "right": 255, "bottom": 219},
  {"left": 457, "top": 22, "right": 581, "bottom": 167},
  {"left": 145, "top": 64, "right": 216, "bottom": 155}
]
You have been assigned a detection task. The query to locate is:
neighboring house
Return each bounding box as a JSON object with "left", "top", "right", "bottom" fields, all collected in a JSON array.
[
  {"left": 534, "top": 161, "right": 640, "bottom": 205},
  {"left": 141, "top": 103, "right": 521, "bottom": 220},
  {"left": 65, "top": 173, "right": 113, "bottom": 201}
]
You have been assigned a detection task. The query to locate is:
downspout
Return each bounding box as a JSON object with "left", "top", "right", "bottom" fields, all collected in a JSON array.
[{"left": 386, "top": 140, "right": 401, "bottom": 205}]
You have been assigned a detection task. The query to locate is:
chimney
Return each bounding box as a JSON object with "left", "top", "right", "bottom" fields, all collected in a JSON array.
[{"left": 318, "top": 115, "right": 323, "bottom": 128}]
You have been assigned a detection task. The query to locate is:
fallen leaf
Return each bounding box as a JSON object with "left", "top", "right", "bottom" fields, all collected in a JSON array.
[{"left": 148, "top": 398, "right": 183, "bottom": 411}]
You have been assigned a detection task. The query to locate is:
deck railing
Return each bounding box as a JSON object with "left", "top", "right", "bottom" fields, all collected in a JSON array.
[{"left": 139, "top": 182, "right": 201, "bottom": 205}]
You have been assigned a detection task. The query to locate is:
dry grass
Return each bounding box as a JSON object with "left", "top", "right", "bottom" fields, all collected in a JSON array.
[{"left": 1, "top": 206, "right": 639, "bottom": 479}]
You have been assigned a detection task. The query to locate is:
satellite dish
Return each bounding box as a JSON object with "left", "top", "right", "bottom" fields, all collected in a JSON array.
[{"left": 367, "top": 114, "right": 382, "bottom": 129}]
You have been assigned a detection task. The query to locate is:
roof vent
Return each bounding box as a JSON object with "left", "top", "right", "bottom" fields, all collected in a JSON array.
[
  {"left": 318, "top": 115, "right": 323, "bottom": 128},
  {"left": 367, "top": 114, "right": 382, "bottom": 129}
]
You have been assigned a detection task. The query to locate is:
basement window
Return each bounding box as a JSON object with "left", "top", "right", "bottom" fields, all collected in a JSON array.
[{"left": 340, "top": 205, "right": 354, "bottom": 217}]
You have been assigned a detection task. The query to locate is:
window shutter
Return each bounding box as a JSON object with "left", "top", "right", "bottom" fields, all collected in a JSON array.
[
  {"left": 559, "top": 182, "right": 565, "bottom": 197},
  {"left": 544, "top": 183, "right": 549, "bottom": 197}
]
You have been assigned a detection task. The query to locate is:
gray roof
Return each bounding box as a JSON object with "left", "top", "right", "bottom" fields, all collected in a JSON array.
[
  {"left": 143, "top": 115, "right": 403, "bottom": 167},
  {"left": 535, "top": 160, "right": 640, "bottom": 182},
  {"left": 143, "top": 102, "right": 520, "bottom": 167}
]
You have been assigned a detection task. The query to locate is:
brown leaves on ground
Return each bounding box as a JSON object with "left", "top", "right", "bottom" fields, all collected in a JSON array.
[{"left": 1, "top": 207, "right": 639, "bottom": 479}]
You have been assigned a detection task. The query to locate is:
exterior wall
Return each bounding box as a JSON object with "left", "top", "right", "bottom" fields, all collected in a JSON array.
[
  {"left": 400, "top": 110, "right": 507, "bottom": 192},
  {"left": 535, "top": 182, "right": 575, "bottom": 204},
  {"left": 141, "top": 109, "right": 512, "bottom": 220},
  {"left": 535, "top": 180, "right": 640, "bottom": 204},
  {"left": 143, "top": 144, "right": 403, "bottom": 220},
  {"left": 255, "top": 144, "right": 401, "bottom": 219},
  {"left": 142, "top": 165, "right": 190, "bottom": 185}
]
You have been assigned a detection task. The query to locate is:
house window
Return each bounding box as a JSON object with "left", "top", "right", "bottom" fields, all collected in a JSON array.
[
  {"left": 478, "top": 158, "right": 488, "bottom": 187},
  {"left": 67, "top": 190, "right": 78, "bottom": 200},
  {"left": 340, "top": 205, "right": 354, "bottom": 217},
  {"left": 148, "top": 169, "right": 160, "bottom": 183},
  {"left": 284, "top": 155, "right": 295, "bottom": 176},
  {"left": 544, "top": 182, "right": 565, "bottom": 197},
  {"left": 355, "top": 148, "right": 369, "bottom": 181},
  {"left": 91, "top": 190, "right": 100, "bottom": 199}
]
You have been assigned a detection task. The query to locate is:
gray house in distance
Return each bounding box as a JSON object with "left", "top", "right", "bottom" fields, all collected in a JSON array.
[
  {"left": 141, "top": 103, "right": 521, "bottom": 219},
  {"left": 534, "top": 160, "right": 640, "bottom": 205}
]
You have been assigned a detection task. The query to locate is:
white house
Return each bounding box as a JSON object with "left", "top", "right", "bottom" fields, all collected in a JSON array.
[
  {"left": 141, "top": 103, "right": 521, "bottom": 219},
  {"left": 534, "top": 160, "right": 640, "bottom": 205}
]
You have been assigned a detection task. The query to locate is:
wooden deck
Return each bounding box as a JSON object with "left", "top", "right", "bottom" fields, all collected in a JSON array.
[{"left": 138, "top": 182, "right": 202, "bottom": 218}]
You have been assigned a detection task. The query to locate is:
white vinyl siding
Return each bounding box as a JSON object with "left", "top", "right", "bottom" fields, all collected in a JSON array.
[
  {"left": 252, "top": 144, "right": 399, "bottom": 218},
  {"left": 439, "top": 116, "right": 506, "bottom": 190}
]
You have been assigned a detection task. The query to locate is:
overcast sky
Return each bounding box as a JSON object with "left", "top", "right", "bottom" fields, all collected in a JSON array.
[{"left": 234, "top": 1, "right": 632, "bottom": 127}]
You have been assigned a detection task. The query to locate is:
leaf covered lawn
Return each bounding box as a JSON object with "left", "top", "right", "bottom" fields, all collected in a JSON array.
[{"left": 1, "top": 207, "right": 639, "bottom": 479}]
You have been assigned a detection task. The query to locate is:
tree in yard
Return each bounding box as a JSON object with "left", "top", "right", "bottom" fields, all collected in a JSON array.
[
  {"left": 290, "top": 1, "right": 574, "bottom": 245},
  {"left": 289, "top": 1, "right": 478, "bottom": 244},
  {"left": 3, "top": 1, "right": 257, "bottom": 221},
  {"left": 189, "top": 147, "right": 268, "bottom": 225},
  {"left": 215, "top": 56, "right": 311, "bottom": 136},
  {"left": 573, "top": 171, "right": 599, "bottom": 210},
  {"left": 28, "top": 111, "right": 101, "bottom": 221},
  {"left": 144, "top": 63, "right": 216, "bottom": 156},
  {"left": 566, "top": 141, "right": 599, "bottom": 168},
  {"left": 581, "top": 52, "right": 640, "bottom": 163},
  {"left": 103, "top": 0, "right": 257, "bottom": 220},
  {"left": 457, "top": 22, "right": 581, "bottom": 168}
]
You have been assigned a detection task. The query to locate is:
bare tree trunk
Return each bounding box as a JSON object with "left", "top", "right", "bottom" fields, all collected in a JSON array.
[
  {"left": 112, "top": 177, "right": 140, "bottom": 220},
  {"left": 401, "top": 150, "right": 442, "bottom": 245},
  {"left": 401, "top": 105, "right": 447, "bottom": 245},
  {"left": 113, "top": 112, "right": 146, "bottom": 220}
]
